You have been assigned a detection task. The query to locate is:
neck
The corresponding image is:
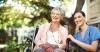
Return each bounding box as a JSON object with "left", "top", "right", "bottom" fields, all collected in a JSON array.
[
  {"left": 50, "top": 21, "right": 60, "bottom": 31},
  {"left": 51, "top": 21, "right": 60, "bottom": 26},
  {"left": 80, "top": 24, "right": 88, "bottom": 32}
]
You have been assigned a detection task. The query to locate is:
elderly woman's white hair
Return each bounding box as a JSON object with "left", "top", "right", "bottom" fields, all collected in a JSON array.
[{"left": 51, "top": 7, "right": 65, "bottom": 17}]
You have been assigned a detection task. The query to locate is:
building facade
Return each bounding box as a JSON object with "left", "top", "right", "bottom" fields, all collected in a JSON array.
[{"left": 86, "top": 0, "right": 100, "bottom": 30}]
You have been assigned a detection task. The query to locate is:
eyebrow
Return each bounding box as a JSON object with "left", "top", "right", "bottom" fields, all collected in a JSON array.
[
  {"left": 74, "top": 16, "right": 81, "bottom": 19},
  {"left": 74, "top": 15, "right": 82, "bottom": 17}
]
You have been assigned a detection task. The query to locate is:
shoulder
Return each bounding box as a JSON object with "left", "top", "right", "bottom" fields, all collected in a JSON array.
[
  {"left": 39, "top": 22, "right": 50, "bottom": 28},
  {"left": 88, "top": 26, "right": 100, "bottom": 41},
  {"left": 61, "top": 26, "right": 67, "bottom": 30},
  {"left": 89, "top": 26, "right": 98, "bottom": 29},
  {"left": 60, "top": 25, "right": 68, "bottom": 35},
  {"left": 60, "top": 25, "right": 68, "bottom": 31},
  {"left": 88, "top": 26, "right": 100, "bottom": 36},
  {"left": 88, "top": 26, "right": 99, "bottom": 31}
]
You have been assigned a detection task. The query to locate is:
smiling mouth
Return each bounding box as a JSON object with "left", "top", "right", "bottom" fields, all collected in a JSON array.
[
  {"left": 75, "top": 21, "right": 81, "bottom": 24},
  {"left": 76, "top": 22, "right": 81, "bottom": 24},
  {"left": 76, "top": 22, "right": 83, "bottom": 26},
  {"left": 53, "top": 17, "right": 59, "bottom": 19}
]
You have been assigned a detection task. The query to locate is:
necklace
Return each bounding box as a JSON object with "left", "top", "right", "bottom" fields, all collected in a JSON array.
[
  {"left": 51, "top": 31, "right": 59, "bottom": 43},
  {"left": 48, "top": 23, "right": 62, "bottom": 44}
]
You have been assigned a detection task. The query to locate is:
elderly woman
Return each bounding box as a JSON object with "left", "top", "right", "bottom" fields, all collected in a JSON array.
[{"left": 34, "top": 7, "right": 68, "bottom": 52}]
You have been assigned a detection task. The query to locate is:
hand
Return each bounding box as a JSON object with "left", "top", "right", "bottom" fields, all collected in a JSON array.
[
  {"left": 49, "top": 44, "right": 59, "bottom": 49},
  {"left": 46, "top": 47, "right": 53, "bottom": 52},
  {"left": 39, "top": 44, "right": 50, "bottom": 49},
  {"left": 67, "top": 34, "right": 75, "bottom": 42}
]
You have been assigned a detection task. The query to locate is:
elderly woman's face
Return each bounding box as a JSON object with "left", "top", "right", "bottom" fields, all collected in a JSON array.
[{"left": 51, "top": 10, "right": 62, "bottom": 22}]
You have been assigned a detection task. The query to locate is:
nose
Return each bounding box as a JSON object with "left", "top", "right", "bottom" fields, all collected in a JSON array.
[
  {"left": 74, "top": 17, "right": 79, "bottom": 22},
  {"left": 53, "top": 13, "right": 57, "bottom": 17}
]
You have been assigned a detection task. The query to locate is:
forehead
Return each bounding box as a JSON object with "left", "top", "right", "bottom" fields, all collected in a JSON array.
[{"left": 74, "top": 12, "right": 83, "bottom": 17}]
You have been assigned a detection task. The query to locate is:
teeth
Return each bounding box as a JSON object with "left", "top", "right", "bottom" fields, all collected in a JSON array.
[{"left": 53, "top": 18, "right": 58, "bottom": 19}]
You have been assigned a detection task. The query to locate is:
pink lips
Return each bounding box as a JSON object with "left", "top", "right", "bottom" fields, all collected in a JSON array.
[{"left": 53, "top": 17, "right": 59, "bottom": 19}]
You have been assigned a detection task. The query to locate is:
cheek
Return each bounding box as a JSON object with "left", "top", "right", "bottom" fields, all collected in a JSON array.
[
  {"left": 74, "top": 21, "right": 77, "bottom": 24},
  {"left": 51, "top": 16, "right": 53, "bottom": 19},
  {"left": 60, "top": 17, "right": 63, "bottom": 20},
  {"left": 78, "top": 18, "right": 83, "bottom": 22},
  {"left": 59, "top": 16, "right": 63, "bottom": 19},
  {"left": 82, "top": 19, "right": 86, "bottom": 23},
  {"left": 74, "top": 19, "right": 77, "bottom": 23},
  {"left": 81, "top": 18, "right": 85, "bottom": 22}
]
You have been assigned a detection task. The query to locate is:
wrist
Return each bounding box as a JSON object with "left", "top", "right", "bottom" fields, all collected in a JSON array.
[{"left": 73, "top": 39, "right": 77, "bottom": 43}]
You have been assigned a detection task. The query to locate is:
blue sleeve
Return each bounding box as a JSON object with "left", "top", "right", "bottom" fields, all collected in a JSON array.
[
  {"left": 90, "top": 27, "right": 100, "bottom": 41},
  {"left": 70, "top": 41, "right": 77, "bottom": 46}
]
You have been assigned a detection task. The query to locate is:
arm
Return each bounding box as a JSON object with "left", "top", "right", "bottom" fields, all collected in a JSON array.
[
  {"left": 35, "top": 25, "right": 44, "bottom": 46},
  {"left": 68, "top": 35, "right": 99, "bottom": 52}
]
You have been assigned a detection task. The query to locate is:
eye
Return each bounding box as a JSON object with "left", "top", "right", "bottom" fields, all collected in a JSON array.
[
  {"left": 78, "top": 16, "right": 81, "bottom": 18},
  {"left": 74, "top": 16, "right": 81, "bottom": 20},
  {"left": 57, "top": 13, "right": 59, "bottom": 15}
]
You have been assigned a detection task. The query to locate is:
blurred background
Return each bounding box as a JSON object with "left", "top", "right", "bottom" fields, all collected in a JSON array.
[{"left": 0, "top": 0, "right": 100, "bottom": 52}]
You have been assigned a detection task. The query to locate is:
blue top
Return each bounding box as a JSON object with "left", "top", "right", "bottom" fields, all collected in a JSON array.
[{"left": 71, "top": 26, "right": 100, "bottom": 52}]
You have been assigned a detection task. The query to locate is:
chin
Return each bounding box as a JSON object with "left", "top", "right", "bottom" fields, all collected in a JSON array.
[
  {"left": 76, "top": 23, "right": 83, "bottom": 27},
  {"left": 53, "top": 21, "right": 59, "bottom": 23},
  {"left": 79, "top": 24, "right": 84, "bottom": 27},
  {"left": 52, "top": 20, "right": 59, "bottom": 22}
]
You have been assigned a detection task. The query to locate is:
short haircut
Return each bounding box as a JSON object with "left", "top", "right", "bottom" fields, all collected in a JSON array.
[{"left": 51, "top": 7, "right": 65, "bottom": 16}]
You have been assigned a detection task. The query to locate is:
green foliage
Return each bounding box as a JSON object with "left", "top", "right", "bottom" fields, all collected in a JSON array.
[
  {"left": 33, "top": 18, "right": 48, "bottom": 26},
  {"left": 5, "top": 37, "right": 31, "bottom": 52},
  {"left": 0, "top": 28, "right": 8, "bottom": 35},
  {"left": 0, "top": 0, "right": 69, "bottom": 29},
  {"left": 5, "top": 37, "right": 18, "bottom": 52},
  {"left": 0, "top": 5, "right": 31, "bottom": 29}
]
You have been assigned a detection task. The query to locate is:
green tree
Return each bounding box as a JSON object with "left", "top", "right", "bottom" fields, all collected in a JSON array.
[{"left": 0, "top": 0, "right": 85, "bottom": 34}]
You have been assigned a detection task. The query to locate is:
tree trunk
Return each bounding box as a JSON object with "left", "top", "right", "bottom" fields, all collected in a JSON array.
[{"left": 65, "top": 0, "right": 85, "bottom": 35}]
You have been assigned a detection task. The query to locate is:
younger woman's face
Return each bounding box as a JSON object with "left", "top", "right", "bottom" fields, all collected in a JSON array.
[{"left": 74, "top": 12, "right": 86, "bottom": 27}]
